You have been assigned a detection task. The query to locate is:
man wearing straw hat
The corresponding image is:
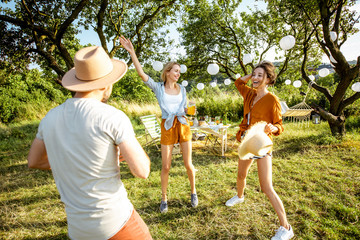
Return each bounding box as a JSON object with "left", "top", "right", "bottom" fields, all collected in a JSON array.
[{"left": 27, "top": 46, "right": 152, "bottom": 240}]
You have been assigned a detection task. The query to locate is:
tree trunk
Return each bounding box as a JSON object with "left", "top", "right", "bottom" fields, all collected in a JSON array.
[
  {"left": 315, "top": 105, "right": 346, "bottom": 138},
  {"left": 328, "top": 119, "right": 346, "bottom": 137}
]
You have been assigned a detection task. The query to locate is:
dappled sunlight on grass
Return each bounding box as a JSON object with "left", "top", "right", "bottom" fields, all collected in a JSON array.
[{"left": 1, "top": 120, "right": 359, "bottom": 239}]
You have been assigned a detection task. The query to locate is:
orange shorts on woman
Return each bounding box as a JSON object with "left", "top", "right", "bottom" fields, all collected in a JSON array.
[{"left": 160, "top": 117, "right": 191, "bottom": 145}]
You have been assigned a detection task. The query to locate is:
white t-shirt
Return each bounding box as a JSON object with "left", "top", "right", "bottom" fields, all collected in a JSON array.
[
  {"left": 36, "top": 98, "right": 135, "bottom": 240},
  {"left": 163, "top": 91, "right": 182, "bottom": 114}
]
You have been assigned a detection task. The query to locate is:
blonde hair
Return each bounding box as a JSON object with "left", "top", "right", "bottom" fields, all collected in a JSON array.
[
  {"left": 161, "top": 62, "right": 181, "bottom": 86},
  {"left": 254, "top": 61, "right": 277, "bottom": 86}
]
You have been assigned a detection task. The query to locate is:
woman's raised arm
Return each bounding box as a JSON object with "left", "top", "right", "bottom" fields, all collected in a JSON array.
[{"left": 119, "top": 36, "right": 149, "bottom": 82}]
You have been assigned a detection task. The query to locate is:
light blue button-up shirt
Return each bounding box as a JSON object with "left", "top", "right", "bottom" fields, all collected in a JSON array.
[{"left": 144, "top": 76, "right": 188, "bottom": 130}]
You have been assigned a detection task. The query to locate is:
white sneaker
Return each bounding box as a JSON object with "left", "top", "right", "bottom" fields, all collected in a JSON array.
[
  {"left": 225, "top": 195, "right": 244, "bottom": 207},
  {"left": 271, "top": 225, "right": 294, "bottom": 240}
]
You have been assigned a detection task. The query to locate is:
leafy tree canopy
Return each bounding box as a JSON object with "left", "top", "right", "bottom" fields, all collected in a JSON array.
[{"left": 0, "top": 0, "right": 183, "bottom": 82}]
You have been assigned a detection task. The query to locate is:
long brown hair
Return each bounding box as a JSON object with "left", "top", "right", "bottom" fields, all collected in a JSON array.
[
  {"left": 161, "top": 62, "right": 181, "bottom": 86},
  {"left": 254, "top": 61, "right": 277, "bottom": 86}
]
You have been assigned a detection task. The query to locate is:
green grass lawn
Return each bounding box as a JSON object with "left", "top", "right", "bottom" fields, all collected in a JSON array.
[{"left": 0, "top": 121, "right": 359, "bottom": 239}]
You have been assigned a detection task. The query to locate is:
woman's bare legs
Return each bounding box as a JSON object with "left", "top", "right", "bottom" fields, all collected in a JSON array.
[
  {"left": 160, "top": 144, "right": 174, "bottom": 201},
  {"left": 257, "top": 155, "right": 289, "bottom": 229},
  {"left": 236, "top": 158, "right": 253, "bottom": 198},
  {"left": 180, "top": 140, "right": 196, "bottom": 194}
]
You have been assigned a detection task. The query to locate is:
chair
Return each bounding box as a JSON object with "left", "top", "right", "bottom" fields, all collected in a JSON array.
[
  {"left": 139, "top": 115, "right": 181, "bottom": 154},
  {"left": 139, "top": 115, "right": 161, "bottom": 150},
  {"left": 192, "top": 125, "right": 229, "bottom": 156}
]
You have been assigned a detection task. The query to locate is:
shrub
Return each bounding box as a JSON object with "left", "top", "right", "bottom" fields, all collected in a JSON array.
[
  {"left": 111, "top": 69, "right": 157, "bottom": 103},
  {"left": 0, "top": 69, "right": 69, "bottom": 123},
  {"left": 346, "top": 115, "right": 360, "bottom": 131},
  {"left": 188, "top": 85, "right": 243, "bottom": 122}
]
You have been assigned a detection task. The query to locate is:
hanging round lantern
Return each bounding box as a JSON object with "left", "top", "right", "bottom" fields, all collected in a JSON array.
[
  {"left": 224, "top": 79, "right": 231, "bottom": 85},
  {"left": 197, "top": 83, "right": 205, "bottom": 90},
  {"left": 210, "top": 82, "right": 217, "bottom": 87},
  {"left": 293, "top": 80, "right": 302, "bottom": 88},
  {"left": 243, "top": 54, "right": 253, "bottom": 65},
  {"left": 235, "top": 73, "right": 241, "bottom": 79},
  {"left": 279, "top": 35, "right": 296, "bottom": 50},
  {"left": 152, "top": 61, "right": 163, "bottom": 71},
  {"left": 182, "top": 80, "right": 188, "bottom": 87},
  {"left": 207, "top": 63, "right": 219, "bottom": 75},
  {"left": 351, "top": 82, "right": 360, "bottom": 92},
  {"left": 330, "top": 55, "right": 337, "bottom": 64},
  {"left": 308, "top": 75, "right": 315, "bottom": 81},
  {"left": 330, "top": 31, "right": 337, "bottom": 41},
  {"left": 180, "top": 64, "right": 187, "bottom": 73},
  {"left": 319, "top": 68, "right": 330, "bottom": 77},
  {"left": 285, "top": 79, "right": 291, "bottom": 85}
]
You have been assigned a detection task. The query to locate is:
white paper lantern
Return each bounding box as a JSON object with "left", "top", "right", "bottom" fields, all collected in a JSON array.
[
  {"left": 285, "top": 79, "right": 291, "bottom": 85},
  {"left": 197, "top": 83, "right": 205, "bottom": 90},
  {"left": 236, "top": 73, "right": 241, "bottom": 79},
  {"left": 308, "top": 75, "right": 315, "bottom": 81},
  {"left": 243, "top": 54, "right": 253, "bottom": 65},
  {"left": 182, "top": 80, "right": 188, "bottom": 87},
  {"left": 224, "top": 79, "right": 231, "bottom": 85},
  {"left": 330, "top": 55, "right": 337, "bottom": 63},
  {"left": 319, "top": 68, "right": 330, "bottom": 77},
  {"left": 293, "top": 80, "right": 302, "bottom": 88},
  {"left": 207, "top": 63, "right": 219, "bottom": 75},
  {"left": 180, "top": 64, "right": 187, "bottom": 73},
  {"left": 280, "top": 35, "right": 296, "bottom": 50},
  {"left": 210, "top": 82, "right": 217, "bottom": 87},
  {"left": 152, "top": 61, "right": 163, "bottom": 71},
  {"left": 351, "top": 82, "right": 360, "bottom": 92},
  {"left": 330, "top": 31, "right": 337, "bottom": 41}
]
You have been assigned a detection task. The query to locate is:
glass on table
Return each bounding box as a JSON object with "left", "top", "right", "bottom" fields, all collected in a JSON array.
[
  {"left": 188, "top": 116, "right": 194, "bottom": 126},
  {"left": 215, "top": 116, "right": 220, "bottom": 124},
  {"left": 187, "top": 101, "right": 196, "bottom": 115}
]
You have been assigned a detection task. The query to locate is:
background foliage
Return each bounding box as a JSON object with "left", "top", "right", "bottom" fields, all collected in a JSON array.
[
  {"left": 0, "top": 69, "right": 69, "bottom": 123},
  {"left": 0, "top": 0, "right": 359, "bottom": 133},
  {"left": 1, "top": 65, "right": 359, "bottom": 131}
]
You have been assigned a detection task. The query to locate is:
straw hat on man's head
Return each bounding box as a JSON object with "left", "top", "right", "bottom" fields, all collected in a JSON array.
[
  {"left": 238, "top": 121, "right": 273, "bottom": 160},
  {"left": 62, "top": 46, "right": 127, "bottom": 92}
]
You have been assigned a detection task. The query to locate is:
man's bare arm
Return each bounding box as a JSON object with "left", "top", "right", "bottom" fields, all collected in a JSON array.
[
  {"left": 27, "top": 138, "right": 51, "bottom": 170},
  {"left": 118, "top": 136, "right": 150, "bottom": 179}
]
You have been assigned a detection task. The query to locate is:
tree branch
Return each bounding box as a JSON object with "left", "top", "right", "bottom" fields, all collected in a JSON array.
[
  {"left": 57, "top": 0, "right": 90, "bottom": 40},
  {"left": 313, "top": 103, "right": 345, "bottom": 125},
  {"left": 0, "top": 14, "right": 54, "bottom": 40},
  {"left": 95, "top": 0, "right": 108, "bottom": 53},
  {"left": 28, "top": 48, "right": 65, "bottom": 81},
  {"left": 340, "top": 91, "right": 360, "bottom": 113},
  {"left": 301, "top": 43, "right": 333, "bottom": 101}
]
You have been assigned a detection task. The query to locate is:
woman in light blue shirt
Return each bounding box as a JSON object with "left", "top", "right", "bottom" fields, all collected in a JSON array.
[{"left": 120, "top": 36, "right": 198, "bottom": 213}]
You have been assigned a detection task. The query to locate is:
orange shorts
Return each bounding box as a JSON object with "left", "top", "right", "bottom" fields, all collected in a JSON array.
[
  {"left": 108, "top": 209, "right": 152, "bottom": 240},
  {"left": 160, "top": 117, "right": 192, "bottom": 145}
]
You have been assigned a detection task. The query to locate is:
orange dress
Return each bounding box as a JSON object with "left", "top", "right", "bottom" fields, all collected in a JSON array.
[{"left": 235, "top": 78, "right": 284, "bottom": 142}]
